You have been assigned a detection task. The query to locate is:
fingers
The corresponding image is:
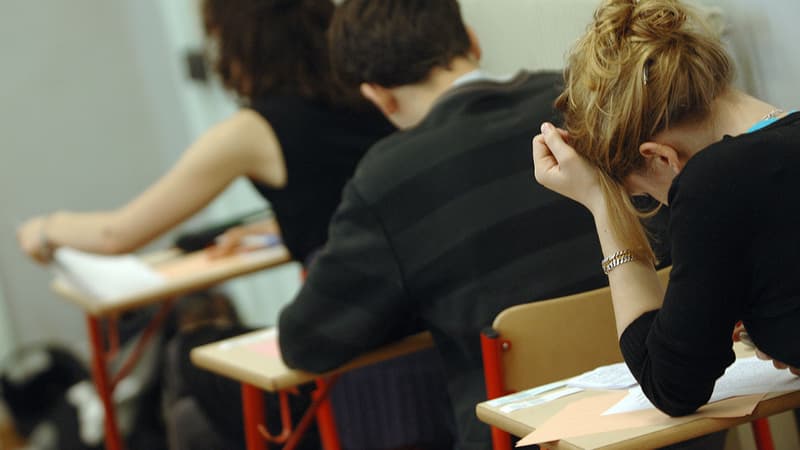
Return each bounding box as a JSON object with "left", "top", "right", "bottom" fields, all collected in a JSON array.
[
  {"left": 754, "top": 347, "right": 797, "bottom": 374},
  {"left": 531, "top": 133, "right": 551, "bottom": 162},
  {"left": 540, "top": 122, "right": 573, "bottom": 160},
  {"left": 208, "top": 228, "right": 245, "bottom": 259},
  {"left": 531, "top": 134, "right": 557, "bottom": 183},
  {"left": 17, "top": 221, "right": 49, "bottom": 264}
]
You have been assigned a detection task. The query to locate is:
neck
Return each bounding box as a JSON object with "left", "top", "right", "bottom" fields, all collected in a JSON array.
[
  {"left": 661, "top": 89, "right": 780, "bottom": 160},
  {"left": 390, "top": 57, "right": 479, "bottom": 129},
  {"left": 709, "top": 89, "right": 781, "bottom": 140}
]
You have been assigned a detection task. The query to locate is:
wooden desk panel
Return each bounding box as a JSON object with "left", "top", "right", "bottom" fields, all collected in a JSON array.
[
  {"left": 51, "top": 246, "right": 291, "bottom": 316},
  {"left": 478, "top": 388, "right": 800, "bottom": 449},
  {"left": 191, "top": 329, "right": 435, "bottom": 391}
]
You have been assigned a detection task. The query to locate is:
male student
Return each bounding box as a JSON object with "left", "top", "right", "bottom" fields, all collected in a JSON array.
[{"left": 277, "top": 1, "right": 606, "bottom": 449}]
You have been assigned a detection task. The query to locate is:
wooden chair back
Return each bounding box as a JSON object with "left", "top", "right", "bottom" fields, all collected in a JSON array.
[{"left": 493, "top": 268, "right": 670, "bottom": 392}]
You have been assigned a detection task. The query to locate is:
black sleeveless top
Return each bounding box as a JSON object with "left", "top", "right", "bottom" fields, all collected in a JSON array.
[{"left": 249, "top": 95, "right": 394, "bottom": 262}]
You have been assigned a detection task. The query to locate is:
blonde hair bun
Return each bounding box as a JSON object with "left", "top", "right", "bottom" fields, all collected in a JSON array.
[
  {"left": 556, "top": 0, "right": 733, "bottom": 263},
  {"left": 630, "top": 0, "right": 688, "bottom": 40}
]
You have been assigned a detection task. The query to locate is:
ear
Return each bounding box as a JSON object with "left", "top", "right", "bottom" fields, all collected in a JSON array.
[
  {"left": 639, "top": 141, "right": 684, "bottom": 174},
  {"left": 360, "top": 83, "right": 398, "bottom": 118},
  {"left": 465, "top": 26, "right": 482, "bottom": 61}
]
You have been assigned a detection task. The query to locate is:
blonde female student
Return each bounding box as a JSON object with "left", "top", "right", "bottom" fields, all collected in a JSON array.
[
  {"left": 17, "top": 0, "right": 392, "bottom": 267},
  {"left": 532, "top": 0, "right": 799, "bottom": 416}
]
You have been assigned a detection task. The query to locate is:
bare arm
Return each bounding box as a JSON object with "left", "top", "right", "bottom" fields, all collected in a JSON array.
[
  {"left": 591, "top": 207, "right": 664, "bottom": 335},
  {"left": 534, "top": 123, "right": 745, "bottom": 416},
  {"left": 17, "top": 109, "right": 285, "bottom": 262},
  {"left": 532, "top": 125, "right": 664, "bottom": 335}
]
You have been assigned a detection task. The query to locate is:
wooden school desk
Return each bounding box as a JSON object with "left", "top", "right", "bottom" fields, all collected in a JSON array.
[
  {"left": 191, "top": 329, "right": 435, "bottom": 450},
  {"left": 475, "top": 346, "right": 800, "bottom": 450},
  {"left": 50, "top": 245, "right": 292, "bottom": 450}
]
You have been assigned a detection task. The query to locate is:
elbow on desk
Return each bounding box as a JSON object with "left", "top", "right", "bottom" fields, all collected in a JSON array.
[
  {"left": 278, "top": 335, "right": 348, "bottom": 374},
  {"left": 277, "top": 319, "right": 352, "bottom": 374},
  {"left": 646, "top": 389, "right": 706, "bottom": 418},
  {"left": 657, "top": 401, "right": 702, "bottom": 418}
]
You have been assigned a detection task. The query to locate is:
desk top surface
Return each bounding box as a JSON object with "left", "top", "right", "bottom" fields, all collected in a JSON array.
[
  {"left": 476, "top": 345, "right": 800, "bottom": 449},
  {"left": 190, "top": 329, "right": 434, "bottom": 391},
  {"left": 50, "top": 246, "right": 292, "bottom": 316}
]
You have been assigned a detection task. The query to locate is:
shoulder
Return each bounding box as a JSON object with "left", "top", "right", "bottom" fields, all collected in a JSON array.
[
  {"left": 434, "top": 70, "right": 561, "bottom": 116},
  {"left": 350, "top": 73, "right": 564, "bottom": 201},
  {"left": 670, "top": 133, "right": 758, "bottom": 202},
  {"left": 667, "top": 128, "right": 792, "bottom": 227},
  {"left": 673, "top": 116, "right": 800, "bottom": 201},
  {"left": 209, "top": 109, "right": 278, "bottom": 146},
  {"left": 201, "top": 109, "right": 284, "bottom": 185}
]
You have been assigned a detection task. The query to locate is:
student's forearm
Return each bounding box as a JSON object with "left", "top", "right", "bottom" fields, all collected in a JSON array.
[
  {"left": 46, "top": 210, "right": 144, "bottom": 254},
  {"left": 592, "top": 206, "right": 665, "bottom": 337}
]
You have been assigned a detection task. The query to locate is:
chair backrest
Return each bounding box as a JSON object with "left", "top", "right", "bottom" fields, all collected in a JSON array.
[{"left": 493, "top": 268, "right": 670, "bottom": 392}]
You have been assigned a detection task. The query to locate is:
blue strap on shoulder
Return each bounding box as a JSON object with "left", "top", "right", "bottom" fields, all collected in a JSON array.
[{"left": 747, "top": 110, "right": 798, "bottom": 133}]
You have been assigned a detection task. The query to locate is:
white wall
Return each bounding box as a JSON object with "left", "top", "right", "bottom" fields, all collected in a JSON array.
[
  {"left": 463, "top": 0, "right": 800, "bottom": 109},
  {"left": 0, "top": 1, "right": 190, "bottom": 350},
  {"left": 0, "top": 281, "right": 14, "bottom": 363},
  {"left": 461, "top": 0, "right": 598, "bottom": 73},
  {"left": 696, "top": 0, "right": 800, "bottom": 107}
]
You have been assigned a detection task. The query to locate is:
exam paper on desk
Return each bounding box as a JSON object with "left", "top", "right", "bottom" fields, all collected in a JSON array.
[
  {"left": 483, "top": 362, "right": 638, "bottom": 414},
  {"left": 53, "top": 247, "right": 166, "bottom": 301},
  {"left": 604, "top": 356, "right": 800, "bottom": 415},
  {"left": 486, "top": 379, "right": 585, "bottom": 412},
  {"left": 567, "top": 362, "right": 638, "bottom": 390}
]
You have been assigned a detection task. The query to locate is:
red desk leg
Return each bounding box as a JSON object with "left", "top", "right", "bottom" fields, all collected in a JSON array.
[
  {"left": 481, "top": 329, "right": 513, "bottom": 450},
  {"left": 245, "top": 377, "right": 339, "bottom": 450},
  {"left": 313, "top": 378, "right": 342, "bottom": 450},
  {"left": 86, "top": 315, "right": 125, "bottom": 450},
  {"left": 751, "top": 418, "right": 775, "bottom": 450},
  {"left": 242, "top": 383, "right": 269, "bottom": 450}
]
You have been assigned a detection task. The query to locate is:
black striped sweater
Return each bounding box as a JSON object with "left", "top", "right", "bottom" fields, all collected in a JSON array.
[{"left": 278, "top": 71, "right": 607, "bottom": 450}]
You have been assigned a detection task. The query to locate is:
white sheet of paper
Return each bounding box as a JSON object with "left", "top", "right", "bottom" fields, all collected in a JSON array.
[
  {"left": 567, "top": 362, "right": 638, "bottom": 390},
  {"left": 602, "top": 385, "right": 652, "bottom": 415},
  {"left": 604, "top": 356, "right": 800, "bottom": 415},
  {"left": 53, "top": 247, "right": 166, "bottom": 301},
  {"left": 486, "top": 379, "right": 568, "bottom": 407},
  {"left": 499, "top": 387, "right": 584, "bottom": 413}
]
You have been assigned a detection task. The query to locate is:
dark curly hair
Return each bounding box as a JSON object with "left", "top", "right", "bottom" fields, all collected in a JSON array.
[
  {"left": 328, "top": 0, "right": 471, "bottom": 87},
  {"left": 202, "top": 0, "right": 348, "bottom": 104}
]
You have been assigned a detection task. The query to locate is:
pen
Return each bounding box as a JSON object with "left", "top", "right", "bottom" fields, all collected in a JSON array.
[{"left": 239, "top": 234, "right": 282, "bottom": 249}]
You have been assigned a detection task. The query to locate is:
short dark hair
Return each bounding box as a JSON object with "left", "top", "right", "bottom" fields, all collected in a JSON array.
[
  {"left": 329, "top": 0, "right": 472, "bottom": 88},
  {"left": 202, "top": 0, "right": 346, "bottom": 103}
]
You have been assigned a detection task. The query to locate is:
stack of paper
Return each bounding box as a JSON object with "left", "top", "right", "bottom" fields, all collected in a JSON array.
[
  {"left": 603, "top": 356, "right": 800, "bottom": 415},
  {"left": 53, "top": 247, "right": 166, "bottom": 301},
  {"left": 516, "top": 356, "right": 800, "bottom": 447},
  {"left": 567, "top": 362, "right": 638, "bottom": 390}
]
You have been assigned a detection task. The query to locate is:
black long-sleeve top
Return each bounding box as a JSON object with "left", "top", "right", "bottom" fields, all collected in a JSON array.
[{"left": 620, "top": 112, "right": 800, "bottom": 416}]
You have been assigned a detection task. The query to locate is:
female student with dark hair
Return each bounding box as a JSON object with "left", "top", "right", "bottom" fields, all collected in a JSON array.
[
  {"left": 17, "top": 0, "right": 392, "bottom": 266},
  {"left": 532, "top": 0, "right": 799, "bottom": 417},
  {"left": 16, "top": 0, "right": 392, "bottom": 448}
]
